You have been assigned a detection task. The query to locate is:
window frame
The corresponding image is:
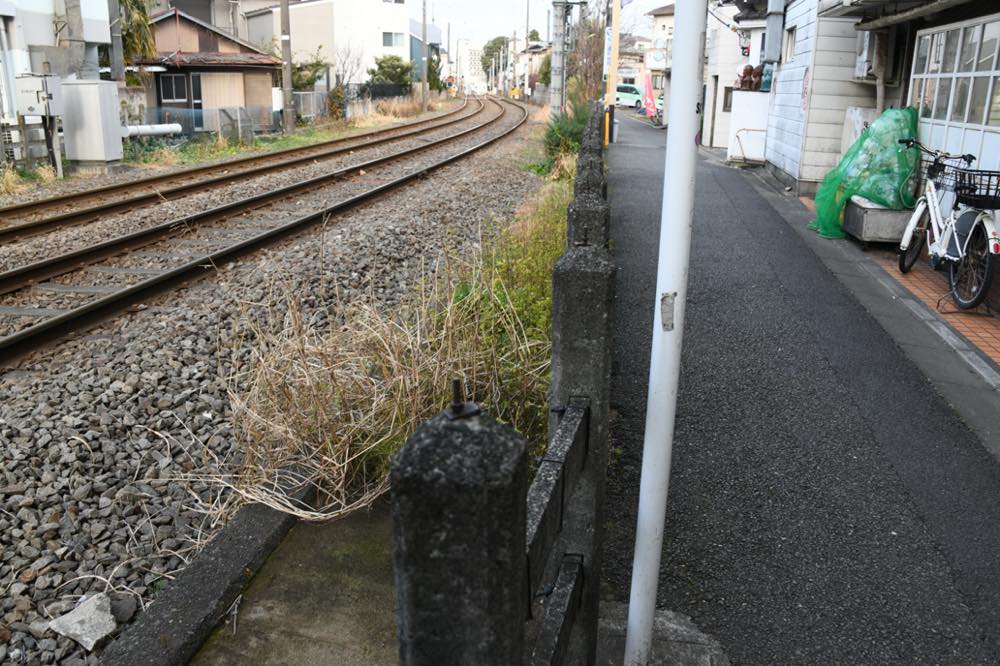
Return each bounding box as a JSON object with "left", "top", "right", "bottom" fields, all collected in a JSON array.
[
  {"left": 910, "top": 13, "right": 1000, "bottom": 131},
  {"left": 783, "top": 26, "right": 796, "bottom": 63},
  {"left": 722, "top": 86, "right": 733, "bottom": 113},
  {"left": 159, "top": 73, "right": 188, "bottom": 104}
]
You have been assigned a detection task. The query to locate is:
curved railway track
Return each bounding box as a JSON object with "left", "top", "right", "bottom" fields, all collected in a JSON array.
[
  {"left": 0, "top": 97, "right": 481, "bottom": 242},
  {"left": 0, "top": 97, "right": 529, "bottom": 364}
]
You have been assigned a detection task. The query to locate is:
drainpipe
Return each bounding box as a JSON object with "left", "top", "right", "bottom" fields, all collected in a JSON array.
[{"left": 762, "top": 0, "right": 784, "bottom": 64}]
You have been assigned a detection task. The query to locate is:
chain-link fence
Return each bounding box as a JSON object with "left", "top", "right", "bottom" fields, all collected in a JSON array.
[
  {"left": 145, "top": 105, "right": 280, "bottom": 138},
  {"left": 292, "top": 91, "right": 329, "bottom": 122}
]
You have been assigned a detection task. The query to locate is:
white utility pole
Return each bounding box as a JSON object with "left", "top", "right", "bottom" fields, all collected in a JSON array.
[
  {"left": 107, "top": 0, "right": 125, "bottom": 81},
  {"left": 280, "top": 0, "right": 295, "bottom": 133},
  {"left": 550, "top": 1, "right": 566, "bottom": 119},
  {"left": 623, "top": 0, "right": 709, "bottom": 664},
  {"left": 421, "top": 0, "right": 429, "bottom": 111}
]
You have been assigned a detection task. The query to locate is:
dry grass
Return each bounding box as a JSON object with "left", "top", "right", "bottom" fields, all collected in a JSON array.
[
  {"left": 35, "top": 165, "right": 57, "bottom": 184},
  {"left": 0, "top": 167, "right": 26, "bottom": 195},
  {"left": 220, "top": 168, "right": 573, "bottom": 521}
]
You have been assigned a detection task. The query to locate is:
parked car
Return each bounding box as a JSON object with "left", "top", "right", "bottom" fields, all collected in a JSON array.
[{"left": 615, "top": 84, "right": 643, "bottom": 109}]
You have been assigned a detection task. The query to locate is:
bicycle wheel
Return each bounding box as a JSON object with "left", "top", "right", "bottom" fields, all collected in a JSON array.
[
  {"left": 948, "top": 224, "right": 995, "bottom": 309},
  {"left": 898, "top": 207, "right": 928, "bottom": 273}
]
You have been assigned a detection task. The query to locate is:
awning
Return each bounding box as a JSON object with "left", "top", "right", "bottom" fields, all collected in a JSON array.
[{"left": 818, "top": 0, "right": 977, "bottom": 30}]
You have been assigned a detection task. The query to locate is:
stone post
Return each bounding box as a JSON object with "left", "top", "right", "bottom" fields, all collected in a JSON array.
[
  {"left": 391, "top": 406, "right": 528, "bottom": 665},
  {"left": 547, "top": 111, "right": 615, "bottom": 664}
]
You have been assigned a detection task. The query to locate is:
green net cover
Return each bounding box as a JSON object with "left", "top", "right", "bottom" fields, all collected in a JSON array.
[{"left": 808, "top": 106, "right": 919, "bottom": 239}]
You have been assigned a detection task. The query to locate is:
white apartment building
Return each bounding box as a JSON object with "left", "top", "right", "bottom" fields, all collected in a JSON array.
[
  {"left": 245, "top": 0, "right": 410, "bottom": 85},
  {"left": 646, "top": 4, "right": 674, "bottom": 106},
  {"left": 456, "top": 41, "right": 486, "bottom": 94}
]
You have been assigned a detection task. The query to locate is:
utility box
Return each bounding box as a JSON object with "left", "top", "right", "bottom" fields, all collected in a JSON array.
[
  {"left": 15, "top": 75, "right": 63, "bottom": 116},
  {"left": 61, "top": 80, "right": 123, "bottom": 163}
]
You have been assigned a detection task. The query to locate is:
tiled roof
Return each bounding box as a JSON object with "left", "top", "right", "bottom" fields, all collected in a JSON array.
[{"left": 137, "top": 52, "right": 281, "bottom": 67}]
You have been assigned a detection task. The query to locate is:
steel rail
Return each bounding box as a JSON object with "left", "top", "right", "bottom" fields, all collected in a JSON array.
[
  {"left": 0, "top": 98, "right": 483, "bottom": 243},
  {"left": 0, "top": 98, "right": 528, "bottom": 364},
  {"left": 0, "top": 97, "right": 506, "bottom": 295},
  {"left": 0, "top": 97, "right": 476, "bottom": 239}
]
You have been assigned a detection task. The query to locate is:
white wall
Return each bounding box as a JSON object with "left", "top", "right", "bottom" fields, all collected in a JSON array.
[
  {"left": 246, "top": 0, "right": 409, "bottom": 85},
  {"left": 703, "top": 7, "right": 764, "bottom": 149},
  {"left": 765, "top": 0, "right": 816, "bottom": 182},
  {"left": 728, "top": 90, "right": 770, "bottom": 162},
  {"left": 334, "top": 0, "right": 409, "bottom": 84},
  {"left": 799, "top": 17, "right": 875, "bottom": 183}
]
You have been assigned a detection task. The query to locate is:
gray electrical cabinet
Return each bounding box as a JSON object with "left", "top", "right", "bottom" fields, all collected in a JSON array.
[
  {"left": 61, "top": 80, "right": 123, "bottom": 163},
  {"left": 15, "top": 75, "right": 63, "bottom": 116}
]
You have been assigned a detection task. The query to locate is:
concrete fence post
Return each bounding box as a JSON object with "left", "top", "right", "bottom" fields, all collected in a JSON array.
[
  {"left": 391, "top": 406, "right": 528, "bottom": 665},
  {"left": 547, "top": 108, "right": 615, "bottom": 664}
]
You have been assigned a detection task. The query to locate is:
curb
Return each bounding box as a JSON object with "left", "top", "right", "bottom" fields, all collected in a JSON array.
[{"left": 101, "top": 483, "right": 314, "bottom": 666}]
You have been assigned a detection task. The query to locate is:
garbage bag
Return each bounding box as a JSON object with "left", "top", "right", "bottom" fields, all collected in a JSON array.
[{"left": 809, "top": 106, "right": 919, "bottom": 239}]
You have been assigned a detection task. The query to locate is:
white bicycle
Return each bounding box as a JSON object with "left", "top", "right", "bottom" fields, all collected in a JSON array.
[{"left": 897, "top": 138, "right": 1000, "bottom": 309}]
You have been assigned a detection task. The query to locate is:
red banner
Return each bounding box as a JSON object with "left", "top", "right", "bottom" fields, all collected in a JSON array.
[{"left": 643, "top": 72, "right": 656, "bottom": 118}]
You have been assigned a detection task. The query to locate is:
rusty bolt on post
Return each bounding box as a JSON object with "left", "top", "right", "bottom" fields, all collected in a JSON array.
[{"left": 446, "top": 378, "right": 481, "bottom": 420}]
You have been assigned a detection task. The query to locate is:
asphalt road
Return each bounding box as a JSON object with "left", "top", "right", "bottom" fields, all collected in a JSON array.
[{"left": 602, "top": 115, "right": 1000, "bottom": 664}]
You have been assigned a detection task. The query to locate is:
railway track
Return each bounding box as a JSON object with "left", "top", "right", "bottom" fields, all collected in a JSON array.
[
  {"left": 0, "top": 97, "right": 481, "bottom": 242},
  {"left": 0, "top": 97, "right": 528, "bottom": 364}
]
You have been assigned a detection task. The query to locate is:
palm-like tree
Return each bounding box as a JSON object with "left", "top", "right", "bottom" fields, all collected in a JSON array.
[{"left": 120, "top": 0, "right": 156, "bottom": 65}]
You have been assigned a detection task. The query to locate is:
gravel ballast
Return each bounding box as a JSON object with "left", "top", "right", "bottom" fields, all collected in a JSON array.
[{"left": 0, "top": 101, "right": 548, "bottom": 664}]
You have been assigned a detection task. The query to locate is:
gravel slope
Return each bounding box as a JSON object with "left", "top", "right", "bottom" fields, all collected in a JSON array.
[{"left": 0, "top": 101, "right": 548, "bottom": 664}]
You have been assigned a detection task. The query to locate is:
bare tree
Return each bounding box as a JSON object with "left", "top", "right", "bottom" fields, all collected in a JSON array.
[
  {"left": 566, "top": 3, "right": 607, "bottom": 102},
  {"left": 333, "top": 41, "right": 365, "bottom": 87}
]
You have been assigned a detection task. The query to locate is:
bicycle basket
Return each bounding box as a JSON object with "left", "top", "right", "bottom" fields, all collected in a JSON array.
[{"left": 954, "top": 168, "right": 1000, "bottom": 209}]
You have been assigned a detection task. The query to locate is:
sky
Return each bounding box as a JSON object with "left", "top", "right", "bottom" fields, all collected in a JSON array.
[{"left": 411, "top": 0, "right": 668, "bottom": 53}]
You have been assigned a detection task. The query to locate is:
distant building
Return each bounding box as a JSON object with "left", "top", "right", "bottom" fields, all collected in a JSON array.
[
  {"left": 456, "top": 41, "right": 486, "bottom": 94},
  {"left": 702, "top": 4, "right": 765, "bottom": 149},
  {"left": 136, "top": 9, "right": 281, "bottom": 132},
  {"left": 618, "top": 34, "right": 651, "bottom": 91},
  {"left": 408, "top": 18, "right": 442, "bottom": 83},
  {"left": 245, "top": 0, "right": 410, "bottom": 85},
  {"left": 646, "top": 3, "right": 675, "bottom": 106},
  {"left": 148, "top": 0, "right": 283, "bottom": 40}
]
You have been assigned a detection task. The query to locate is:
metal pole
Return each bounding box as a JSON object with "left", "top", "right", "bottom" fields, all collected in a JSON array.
[
  {"left": 623, "top": 0, "right": 708, "bottom": 664},
  {"left": 421, "top": 0, "right": 429, "bottom": 111},
  {"left": 280, "top": 0, "right": 295, "bottom": 133},
  {"left": 550, "top": 1, "right": 565, "bottom": 119},
  {"left": 107, "top": 0, "right": 125, "bottom": 81},
  {"left": 603, "top": 0, "right": 621, "bottom": 110}
]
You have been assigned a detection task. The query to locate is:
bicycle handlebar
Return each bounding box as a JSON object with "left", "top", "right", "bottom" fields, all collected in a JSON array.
[{"left": 898, "top": 137, "right": 976, "bottom": 165}]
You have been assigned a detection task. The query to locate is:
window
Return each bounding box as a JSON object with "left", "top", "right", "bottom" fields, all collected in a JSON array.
[
  {"left": 159, "top": 74, "right": 187, "bottom": 103},
  {"left": 912, "top": 19, "right": 1000, "bottom": 128},
  {"left": 784, "top": 26, "right": 796, "bottom": 62},
  {"left": 382, "top": 32, "right": 404, "bottom": 47},
  {"left": 722, "top": 86, "right": 733, "bottom": 112}
]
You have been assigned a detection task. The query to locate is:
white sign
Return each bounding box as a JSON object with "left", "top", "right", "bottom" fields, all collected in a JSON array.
[
  {"left": 645, "top": 49, "right": 668, "bottom": 70},
  {"left": 603, "top": 26, "right": 613, "bottom": 76}
]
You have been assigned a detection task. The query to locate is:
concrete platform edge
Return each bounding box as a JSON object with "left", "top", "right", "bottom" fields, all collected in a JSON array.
[{"left": 100, "top": 484, "right": 315, "bottom": 666}]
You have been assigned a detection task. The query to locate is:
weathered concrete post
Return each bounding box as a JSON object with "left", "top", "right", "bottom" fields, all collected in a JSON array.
[
  {"left": 547, "top": 107, "right": 615, "bottom": 664},
  {"left": 391, "top": 399, "right": 528, "bottom": 665}
]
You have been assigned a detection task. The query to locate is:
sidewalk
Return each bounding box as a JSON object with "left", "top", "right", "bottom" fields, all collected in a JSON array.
[{"left": 602, "top": 117, "right": 1000, "bottom": 664}]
